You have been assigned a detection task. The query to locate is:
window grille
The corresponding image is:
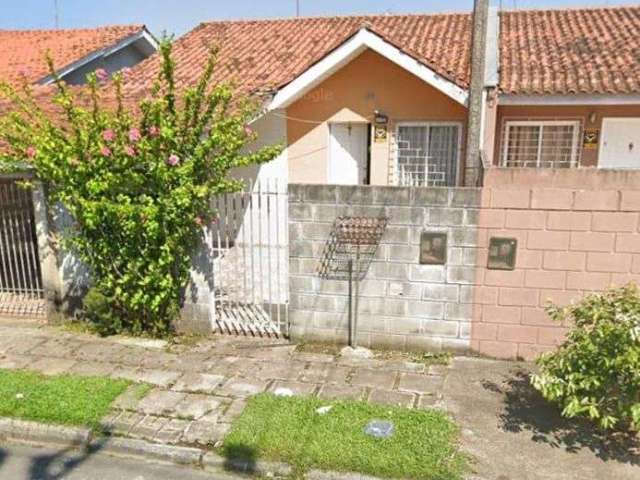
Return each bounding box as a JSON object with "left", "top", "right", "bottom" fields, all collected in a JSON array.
[
  {"left": 501, "top": 120, "right": 581, "bottom": 168},
  {"left": 396, "top": 124, "right": 460, "bottom": 186}
]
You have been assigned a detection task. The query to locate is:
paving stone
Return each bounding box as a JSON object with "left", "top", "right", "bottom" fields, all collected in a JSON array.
[
  {"left": 417, "top": 394, "right": 440, "bottom": 409},
  {"left": 0, "top": 354, "right": 32, "bottom": 370},
  {"left": 113, "top": 384, "right": 151, "bottom": 411},
  {"left": 220, "top": 399, "right": 247, "bottom": 423},
  {"left": 318, "top": 384, "right": 364, "bottom": 401},
  {"left": 107, "top": 411, "right": 145, "bottom": 435},
  {"left": 256, "top": 361, "right": 307, "bottom": 381},
  {"left": 99, "top": 410, "right": 122, "bottom": 431},
  {"left": 28, "top": 357, "right": 77, "bottom": 376},
  {"left": 129, "top": 415, "right": 169, "bottom": 441},
  {"left": 428, "top": 364, "right": 450, "bottom": 376},
  {"left": 173, "top": 394, "right": 222, "bottom": 420},
  {"left": 397, "top": 373, "right": 445, "bottom": 394},
  {"left": 154, "top": 418, "right": 191, "bottom": 444},
  {"left": 135, "top": 369, "right": 182, "bottom": 387},
  {"left": 4, "top": 336, "right": 46, "bottom": 355},
  {"left": 172, "top": 372, "right": 226, "bottom": 394},
  {"left": 298, "top": 364, "right": 350, "bottom": 384},
  {"left": 183, "top": 421, "right": 231, "bottom": 447},
  {"left": 137, "top": 390, "right": 186, "bottom": 416},
  {"left": 350, "top": 369, "right": 398, "bottom": 389},
  {"left": 270, "top": 380, "right": 318, "bottom": 396},
  {"left": 292, "top": 352, "right": 336, "bottom": 363},
  {"left": 368, "top": 389, "right": 416, "bottom": 408},
  {"left": 215, "top": 378, "right": 269, "bottom": 398},
  {"left": 68, "top": 361, "right": 115, "bottom": 377},
  {"left": 247, "top": 344, "right": 296, "bottom": 361},
  {"left": 73, "top": 342, "right": 125, "bottom": 362},
  {"left": 110, "top": 366, "right": 144, "bottom": 382}
]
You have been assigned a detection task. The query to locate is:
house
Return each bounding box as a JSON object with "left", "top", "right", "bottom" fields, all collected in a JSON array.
[
  {"left": 0, "top": 24, "right": 157, "bottom": 87},
  {"left": 120, "top": 5, "right": 640, "bottom": 186}
]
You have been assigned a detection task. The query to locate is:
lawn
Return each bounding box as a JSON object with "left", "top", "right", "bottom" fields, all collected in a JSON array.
[
  {"left": 222, "top": 393, "right": 467, "bottom": 480},
  {"left": 0, "top": 369, "right": 129, "bottom": 429}
]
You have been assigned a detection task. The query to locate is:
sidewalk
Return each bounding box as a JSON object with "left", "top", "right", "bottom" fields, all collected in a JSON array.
[
  {"left": 0, "top": 322, "right": 445, "bottom": 449},
  {"left": 1, "top": 320, "right": 638, "bottom": 480}
]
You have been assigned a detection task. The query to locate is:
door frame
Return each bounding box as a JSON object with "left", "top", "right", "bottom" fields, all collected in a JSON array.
[
  {"left": 327, "top": 122, "right": 370, "bottom": 185},
  {"left": 598, "top": 117, "right": 640, "bottom": 169}
]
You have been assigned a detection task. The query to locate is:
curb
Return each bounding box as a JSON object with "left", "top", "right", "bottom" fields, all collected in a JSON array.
[{"left": 0, "top": 417, "right": 385, "bottom": 479}]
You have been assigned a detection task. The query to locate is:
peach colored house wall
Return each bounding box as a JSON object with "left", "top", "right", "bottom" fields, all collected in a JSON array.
[
  {"left": 472, "top": 168, "right": 640, "bottom": 360},
  {"left": 286, "top": 49, "right": 468, "bottom": 185},
  {"left": 493, "top": 104, "right": 640, "bottom": 167}
]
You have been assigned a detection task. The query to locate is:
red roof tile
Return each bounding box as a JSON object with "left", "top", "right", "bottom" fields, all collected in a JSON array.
[
  {"left": 123, "top": 13, "right": 473, "bottom": 97},
  {"left": 499, "top": 6, "right": 640, "bottom": 95},
  {"left": 0, "top": 25, "right": 146, "bottom": 87}
]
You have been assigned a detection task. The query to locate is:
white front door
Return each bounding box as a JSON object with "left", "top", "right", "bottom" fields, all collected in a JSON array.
[
  {"left": 328, "top": 123, "right": 368, "bottom": 184},
  {"left": 599, "top": 118, "right": 640, "bottom": 169}
]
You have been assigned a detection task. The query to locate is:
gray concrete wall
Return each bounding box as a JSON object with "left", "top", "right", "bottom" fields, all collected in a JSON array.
[{"left": 288, "top": 184, "right": 482, "bottom": 352}]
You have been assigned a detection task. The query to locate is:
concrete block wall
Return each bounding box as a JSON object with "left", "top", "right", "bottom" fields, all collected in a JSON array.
[
  {"left": 288, "top": 184, "right": 482, "bottom": 352},
  {"left": 472, "top": 181, "right": 640, "bottom": 360}
]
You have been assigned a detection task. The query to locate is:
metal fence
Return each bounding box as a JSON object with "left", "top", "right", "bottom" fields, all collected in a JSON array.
[
  {"left": 0, "top": 179, "right": 45, "bottom": 317},
  {"left": 206, "top": 180, "right": 289, "bottom": 336}
]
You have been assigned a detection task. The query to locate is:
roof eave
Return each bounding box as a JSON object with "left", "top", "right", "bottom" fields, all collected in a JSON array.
[
  {"left": 267, "top": 27, "right": 469, "bottom": 111},
  {"left": 36, "top": 27, "right": 158, "bottom": 86}
]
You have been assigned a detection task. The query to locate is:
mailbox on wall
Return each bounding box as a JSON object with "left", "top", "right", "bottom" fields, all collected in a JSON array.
[
  {"left": 419, "top": 232, "right": 447, "bottom": 265},
  {"left": 488, "top": 237, "right": 517, "bottom": 270}
]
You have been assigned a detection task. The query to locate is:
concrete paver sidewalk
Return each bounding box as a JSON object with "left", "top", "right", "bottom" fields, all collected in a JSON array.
[
  {"left": 0, "top": 323, "right": 444, "bottom": 450},
  {"left": 0, "top": 321, "right": 638, "bottom": 479}
]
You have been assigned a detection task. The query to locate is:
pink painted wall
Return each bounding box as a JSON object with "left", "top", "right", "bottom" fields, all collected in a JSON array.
[{"left": 471, "top": 169, "right": 640, "bottom": 360}]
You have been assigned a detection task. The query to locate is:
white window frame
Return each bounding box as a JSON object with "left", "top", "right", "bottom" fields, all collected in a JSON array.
[
  {"left": 394, "top": 121, "right": 463, "bottom": 187},
  {"left": 501, "top": 120, "right": 582, "bottom": 168}
]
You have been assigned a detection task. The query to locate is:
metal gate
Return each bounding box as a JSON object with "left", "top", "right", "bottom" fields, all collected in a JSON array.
[
  {"left": 0, "top": 179, "right": 45, "bottom": 317},
  {"left": 206, "top": 180, "right": 288, "bottom": 336}
]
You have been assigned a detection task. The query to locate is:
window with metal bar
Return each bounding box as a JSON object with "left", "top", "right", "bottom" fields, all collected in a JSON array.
[
  {"left": 501, "top": 120, "right": 581, "bottom": 168},
  {"left": 396, "top": 123, "right": 460, "bottom": 186}
]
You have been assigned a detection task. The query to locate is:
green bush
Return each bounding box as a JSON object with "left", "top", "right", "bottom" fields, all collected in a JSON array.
[
  {"left": 531, "top": 284, "right": 640, "bottom": 431},
  {"left": 82, "top": 286, "right": 122, "bottom": 336},
  {"left": 0, "top": 40, "right": 280, "bottom": 336}
]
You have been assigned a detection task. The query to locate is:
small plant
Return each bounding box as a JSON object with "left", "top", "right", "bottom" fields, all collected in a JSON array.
[{"left": 531, "top": 284, "right": 640, "bottom": 431}]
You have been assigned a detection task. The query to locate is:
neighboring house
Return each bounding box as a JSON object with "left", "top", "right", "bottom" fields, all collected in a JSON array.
[
  {"left": 0, "top": 24, "right": 157, "bottom": 87},
  {"left": 122, "top": 6, "right": 640, "bottom": 186}
]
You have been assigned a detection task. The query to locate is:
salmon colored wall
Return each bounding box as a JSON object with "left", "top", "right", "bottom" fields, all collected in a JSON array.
[
  {"left": 494, "top": 104, "right": 640, "bottom": 167},
  {"left": 471, "top": 169, "right": 640, "bottom": 360},
  {"left": 286, "top": 49, "right": 468, "bottom": 184}
]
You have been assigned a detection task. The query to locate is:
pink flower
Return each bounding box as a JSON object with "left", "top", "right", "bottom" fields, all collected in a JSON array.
[
  {"left": 128, "top": 128, "right": 141, "bottom": 142},
  {"left": 148, "top": 125, "right": 160, "bottom": 137},
  {"left": 195, "top": 217, "right": 204, "bottom": 226},
  {"left": 102, "top": 129, "right": 115, "bottom": 142},
  {"left": 166, "top": 154, "right": 180, "bottom": 166},
  {"left": 124, "top": 146, "right": 136, "bottom": 156},
  {"left": 121, "top": 67, "right": 132, "bottom": 80},
  {"left": 100, "top": 146, "right": 112, "bottom": 157},
  {"left": 25, "top": 146, "right": 36, "bottom": 158},
  {"left": 244, "top": 125, "right": 253, "bottom": 136},
  {"left": 95, "top": 68, "right": 109, "bottom": 82}
]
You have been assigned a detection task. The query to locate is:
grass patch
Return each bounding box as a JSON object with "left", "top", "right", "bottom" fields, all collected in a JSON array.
[
  {"left": 0, "top": 369, "right": 129, "bottom": 429},
  {"left": 222, "top": 393, "right": 467, "bottom": 480}
]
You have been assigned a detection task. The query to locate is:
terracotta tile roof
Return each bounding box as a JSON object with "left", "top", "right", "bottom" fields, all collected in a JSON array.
[
  {"left": 123, "top": 13, "right": 472, "bottom": 97},
  {"left": 499, "top": 6, "right": 640, "bottom": 95},
  {"left": 0, "top": 25, "right": 146, "bottom": 87}
]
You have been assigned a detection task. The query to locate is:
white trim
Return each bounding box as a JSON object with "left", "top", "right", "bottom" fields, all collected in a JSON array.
[
  {"left": 499, "top": 94, "right": 640, "bottom": 106},
  {"left": 38, "top": 28, "right": 158, "bottom": 85},
  {"left": 394, "top": 120, "right": 464, "bottom": 186},
  {"left": 268, "top": 28, "right": 468, "bottom": 110},
  {"left": 501, "top": 119, "right": 581, "bottom": 168}
]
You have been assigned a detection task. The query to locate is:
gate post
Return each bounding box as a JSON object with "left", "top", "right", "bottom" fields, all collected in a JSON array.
[{"left": 31, "top": 182, "right": 61, "bottom": 317}]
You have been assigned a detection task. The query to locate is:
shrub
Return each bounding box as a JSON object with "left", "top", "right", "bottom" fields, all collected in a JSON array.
[
  {"left": 531, "top": 284, "right": 640, "bottom": 431},
  {"left": 0, "top": 40, "right": 281, "bottom": 336}
]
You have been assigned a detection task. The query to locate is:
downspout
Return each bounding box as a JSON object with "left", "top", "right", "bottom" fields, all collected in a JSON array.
[{"left": 463, "top": 0, "right": 490, "bottom": 186}]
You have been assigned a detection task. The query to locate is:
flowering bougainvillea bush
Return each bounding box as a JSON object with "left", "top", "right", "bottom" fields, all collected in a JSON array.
[
  {"left": 531, "top": 284, "right": 640, "bottom": 431},
  {"left": 0, "top": 40, "right": 280, "bottom": 335}
]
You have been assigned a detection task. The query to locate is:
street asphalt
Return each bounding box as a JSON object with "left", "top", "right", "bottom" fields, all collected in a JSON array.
[{"left": 0, "top": 442, "right": 237, "bottom": 480}]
